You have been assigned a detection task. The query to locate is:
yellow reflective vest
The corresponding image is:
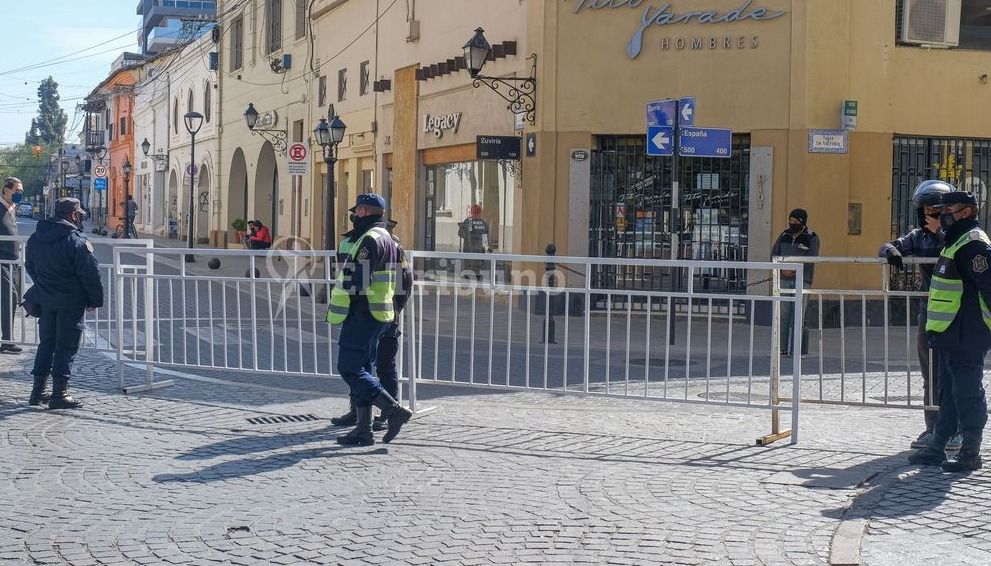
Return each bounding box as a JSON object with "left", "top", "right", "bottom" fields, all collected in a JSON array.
[
  {"left": 926, "top": 228, "right": 991, "bottom": 333},
  {"left": 326, "top": 226, "right": 397, "bottom": 325}
]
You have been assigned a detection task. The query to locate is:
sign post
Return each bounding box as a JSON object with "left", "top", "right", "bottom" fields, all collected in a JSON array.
[{"left": 287, "top": 143, "right": 310, "bottom": 176}]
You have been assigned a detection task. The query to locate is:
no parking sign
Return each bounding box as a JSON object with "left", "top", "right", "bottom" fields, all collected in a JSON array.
[{"left": 287, "top": 143, "right": 309, "bottom": 176}]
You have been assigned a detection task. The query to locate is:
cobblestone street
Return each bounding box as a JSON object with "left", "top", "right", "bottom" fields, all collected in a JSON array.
[{"left": 0, "top": 347, "right": 988, "bottom": 565}]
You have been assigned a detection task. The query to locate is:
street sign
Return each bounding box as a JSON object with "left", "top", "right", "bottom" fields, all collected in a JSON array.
[
  {"left": 679, "top": 127, "right": 732, "bottom": 158},
  {"left": 287, "top": 143, "right": 309, "bottom": 176},
  {"left": 842, "top": 99, "right": 858, "bottom": 130},
  {"left": 186, "top": 163, "right": 198, "bottom": 177},
  {"left": 93, "top": 165, "right": 107, "bottom": 178},
  {"left": 94, "top": 177, "right": 107, "bottom": 191},
  {"left": 646, "top": 126, "right": 675, "bottom": 156},
  {"left": 808, "top": 129, "right": 848, "bottom": 154},
  {"left": 646, "top": 99, "right": 676, "bottom": 128},
  {"left": 678, "top": 96, "right": 696, "bottom": 126},
  {"left": 477, "top": 135, "right": 521, "bottom": 160}
]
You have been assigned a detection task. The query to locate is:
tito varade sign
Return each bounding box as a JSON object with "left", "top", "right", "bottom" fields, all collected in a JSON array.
[{"left": 566, "top": 0, "right": 787, "bottom": 59}]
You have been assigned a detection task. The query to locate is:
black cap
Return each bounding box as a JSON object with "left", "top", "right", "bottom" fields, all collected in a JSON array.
[
  {"left": 788, "top": 208, "right": 808, "bottom": 225},
  {"left": 53, "top": 197, "right": 82, "bottom": 218},
  {"left": 935, "top": 191, "right": 979, "bottom": 208},
  {"left": 348, "top": 193, "right": 387, "bottom": 212}
]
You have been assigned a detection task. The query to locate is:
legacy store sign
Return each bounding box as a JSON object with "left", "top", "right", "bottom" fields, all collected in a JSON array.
[{"left": 567, "top": 0, "right": 786, "bottom": 58}]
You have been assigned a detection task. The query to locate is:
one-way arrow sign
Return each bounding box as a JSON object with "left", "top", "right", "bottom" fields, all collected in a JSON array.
[
  {"left": 647, "top": 125, "right": 675, "bottom": 156},
  {"left": 679, "top": 96, "right": 696, "bottom": 126}
]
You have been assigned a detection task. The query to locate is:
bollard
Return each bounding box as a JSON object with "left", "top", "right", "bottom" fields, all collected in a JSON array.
[{"left": 540, "top": 243, "right": 558, "bottom": 345}]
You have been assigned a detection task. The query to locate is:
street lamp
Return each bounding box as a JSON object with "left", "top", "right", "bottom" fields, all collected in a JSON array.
[
  {"left": 314, "top": 113, "right": 347, "bottom": 252},
  {"left": 462, "top": 27, "right": 537, "bottom": 125},
  {"left": 122, "top": 157, "right": 132, "bottom": 239},
  {"left": 243, "top": 102, "right": 288, "bottom": 155},
  {"left": 141, "top": 137, "right": 168, "bottom": 170},
  {"left": 184, "top": 111, "right": 204, "bottom": 262},
  {"left": 75, "top": 155, "right": 83, "bottom": 201},
  {"left": 92, "top": 145, "right": 108, "bottom": 233}
]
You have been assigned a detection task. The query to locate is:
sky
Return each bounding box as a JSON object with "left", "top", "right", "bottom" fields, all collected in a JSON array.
[{"left": 0, "top": 0, "right": 139, "bottom": 147}]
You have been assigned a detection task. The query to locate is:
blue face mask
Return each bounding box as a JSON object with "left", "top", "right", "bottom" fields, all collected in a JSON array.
[{"left": 10, "top": 192, "right": 22, "bottom": 205}]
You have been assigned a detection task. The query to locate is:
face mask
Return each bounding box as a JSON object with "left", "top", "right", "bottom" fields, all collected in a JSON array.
[
  {"left": 349, "top": 213, "right": 358, "bottom": 225},
  {"left": 940, "top": 212, "right": 957, "bottom": 232},
  {"left": 10, "top": 192, "right": 22, "bottom": 205},
  {"left": 788, "top": 223, "right": 803, "bottom": 234}
]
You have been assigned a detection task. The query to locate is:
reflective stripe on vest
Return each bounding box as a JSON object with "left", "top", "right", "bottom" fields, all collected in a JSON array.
[
  {"left": 926, "top": 228, "right": 991, "bottom": 333},
  {"left": 326, "top": 227, "right": 397, "bottom": 325}
]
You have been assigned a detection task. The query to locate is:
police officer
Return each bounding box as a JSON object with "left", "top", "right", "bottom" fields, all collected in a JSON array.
[
  {"left": 909, "top": 191, "right": 991, "bottom": 472},
  {"left": 24, "top": 198, "right": 103, "bottom": 409},
  {"left": 771, "top": 208, "right": 820, "bottom": 355},
  {"left": 880, "top": 180, "right": 961, "bottom": 450},
  {"left": 327, "top": 194, "right": 412, "bottom": 446},
  {"left": 330, "top": 218, "right": 414, "bottom": 432}
]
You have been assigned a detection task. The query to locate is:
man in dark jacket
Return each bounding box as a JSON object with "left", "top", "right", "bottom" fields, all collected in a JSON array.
[
  {"left": 24, "top": 198, "right": 104, "bottom": 409},
  {"left": 771, "top": 208, "right": 820, "bottom": 355},
  {"left": 908, "top": 191, "right": 991, "bottom": 472},
  {"left": 0, "top": 177, "right": 25, "bottom": 354}
]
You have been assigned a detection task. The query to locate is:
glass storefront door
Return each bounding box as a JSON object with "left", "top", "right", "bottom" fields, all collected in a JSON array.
[{"left": 425, "top": 160, "right": 516, "bottom": 253}]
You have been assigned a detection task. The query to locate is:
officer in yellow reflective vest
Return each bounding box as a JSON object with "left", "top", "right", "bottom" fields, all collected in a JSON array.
[
  {"left": 327, "top": 193, "right": 412, "bottom": 446},
  {"left": 909, "top": 191, "right": 991, "bottom": 473}
]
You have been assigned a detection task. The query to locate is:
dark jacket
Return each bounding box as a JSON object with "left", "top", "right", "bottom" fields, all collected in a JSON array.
[
  {"left": 0, "top": 202, "right": 18, "bottom": 261},
  {"left": 929, "top": 218, "right": 991, "bottom": 352},
  {"left": 878, "top": 227, "right": 943, "bottom": 291},
  {"left": 24, "top": 218, "right": 104, "bottom": 309},
  {"left": 772, "top": 226, "right": 820, "bottom": 285},
  {"left": 339, "top": 214, "right": 401, "bottom": 316}
]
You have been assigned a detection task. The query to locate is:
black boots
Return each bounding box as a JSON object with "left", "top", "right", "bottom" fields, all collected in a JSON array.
[
  {"left": 47, "top": 376, "right": 81, "bottom": 410},
  {"left": 908, "top": 446, "right": 946, "bottom": 466},
  {"left": 331, "top": 396, "right": 357, "bottom": 426},
  {"left": 942, "top": 451, "right": 983, "bottom": 473},
  {"left": 28, "top": 375, "right": 51, "bottom": 406},
  {"left": 336, "top": 406, "right": 374, "bottom": 446},
  {"left": 372, "top": 391, "right": 412, "bottom": 443}
]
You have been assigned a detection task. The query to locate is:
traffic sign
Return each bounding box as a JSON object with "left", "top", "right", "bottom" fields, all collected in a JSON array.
[
  {"left": 186, "top": 163, "right": 198, "bottom": 177},
  {"left": 646, "top": 99, "right": 676, "bottom": 128},
  {"left": 94, "top": 178, "right": 107, "bottom": 191},
  {"left": 646, "top": 126, "right": 675, "bottom": 156},
  {"left": 678, "top": 96, "right": 696, "bottom": 126},
  {"left": 679, "top": 127, "right": 732, "bottom": 158},
  {"left": 287, "top": 143, "right": 309, "bottom": 176},
  {"left": 93, "top": 165, "right": 107, "bottom": 178}
]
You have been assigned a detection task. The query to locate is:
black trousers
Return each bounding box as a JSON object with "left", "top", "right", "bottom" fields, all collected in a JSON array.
[
  {"left": 932, "top": 347, "right": 989, "bottom": 454},
  {"left": 0, "top": 264, "right": 20, "bottom": 342},
  {"left": 376, "top": 322, "right": 401, "bottom": 399},
  {"left": 30, "top": 305, "right": 85, "bottom": 379}
]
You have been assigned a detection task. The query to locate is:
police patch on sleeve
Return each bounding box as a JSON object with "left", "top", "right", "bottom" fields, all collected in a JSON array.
[
  {"left": 974, "top": 254, "right": 989, "bottom": 274},
  {"left": 357, "top": 247, "right": 369, "bottom": 261},
  {"left": 84, "top": 240, "right": 95, "bottom": 253}
]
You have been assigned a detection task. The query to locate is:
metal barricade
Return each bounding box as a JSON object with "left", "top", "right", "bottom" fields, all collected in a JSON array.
[
  {"left": 773, "top": 255, "right": 940, "bottom": 410},
  {"left": 405, "top": 251, "right": 804, "bottom": 445}
]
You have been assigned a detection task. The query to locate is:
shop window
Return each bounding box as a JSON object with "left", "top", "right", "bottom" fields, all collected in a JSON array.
[{"left": 424, "top": 161, "right": 516, "bottom": 255}]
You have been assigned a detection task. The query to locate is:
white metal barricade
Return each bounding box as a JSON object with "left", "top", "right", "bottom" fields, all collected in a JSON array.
[
  {"left": 773, "top": 255, "right": 943, "bottom": 411},
  {"left": 404, "top": 251, "right": 805, "bottom": 445}
]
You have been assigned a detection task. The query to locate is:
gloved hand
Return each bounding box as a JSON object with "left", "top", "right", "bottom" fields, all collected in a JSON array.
[{"left": 885, "top": 248, "right": 904, "bottom": 270}]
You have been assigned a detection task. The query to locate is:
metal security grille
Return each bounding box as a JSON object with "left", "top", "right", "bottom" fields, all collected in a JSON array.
[
  {"left": 890, "top": 135, "right": 991, "bottom": 293},
  {"left": 589, "top": 134, "right": 751, "bottom": 297}
]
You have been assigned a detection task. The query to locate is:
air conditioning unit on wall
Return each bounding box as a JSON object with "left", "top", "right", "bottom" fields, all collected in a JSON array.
[{"left": 901, "top": 0, "right": 962, "bottom": 47}]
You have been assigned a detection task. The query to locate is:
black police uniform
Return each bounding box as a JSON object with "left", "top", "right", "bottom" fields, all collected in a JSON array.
[
  {"left": 771, "top": 223, "right": 820, "bottom": 355},
  {"left": 372, "top": 231, "right": 414, "bottom": 429},
  {"left": 24, "top": 216, "right": 104, "bottom": 408}
]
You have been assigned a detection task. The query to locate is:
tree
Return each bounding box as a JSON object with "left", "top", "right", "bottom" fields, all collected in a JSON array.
[
  {"left": 31, "top": 77, "right": 68, "bottom": 146},
  {"left": 0, "top": 143, "right": 52, "bottom": 197}
]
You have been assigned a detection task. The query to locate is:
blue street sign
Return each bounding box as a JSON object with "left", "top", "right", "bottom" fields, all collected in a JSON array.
[
  {"left": 646, "top": 126, "right": 675, "bottom": 156},
  {"left": 646, "top": 99, "right": 676, "bottom": 128},
  {"left": 678, "top": 96, "right": 696, "bottom": 127},
  {"left": 94, "top": 178, "right": 108, "bottom": 191},
  {"left": 679, "top": 127, "right": 732, "bottom": 158}
]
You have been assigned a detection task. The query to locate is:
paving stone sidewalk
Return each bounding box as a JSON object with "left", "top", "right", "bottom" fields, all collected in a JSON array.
[{"left": 0, "top": 348, "right": 989, "bottom": 565}]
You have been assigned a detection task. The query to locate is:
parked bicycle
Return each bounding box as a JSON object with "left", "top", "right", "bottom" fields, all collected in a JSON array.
[{"left": 114, "top": 217, "right": 138, "bottom": 239}]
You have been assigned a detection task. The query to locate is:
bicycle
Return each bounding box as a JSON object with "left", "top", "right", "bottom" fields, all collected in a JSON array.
[{"left": 114, "top": 217, "right": 138, "bottom": 239}]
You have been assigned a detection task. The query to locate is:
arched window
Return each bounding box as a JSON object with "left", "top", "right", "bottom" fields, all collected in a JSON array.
[
  {"left": 204, "top": 83, "right": 212, "bottom": 123},
  {"left": 172, "top": 98, "right": 178, "bottom": 134}
]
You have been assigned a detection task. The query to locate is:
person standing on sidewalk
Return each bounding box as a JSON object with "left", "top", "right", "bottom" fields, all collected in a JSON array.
[
  {"left": 331, "top": 218, "right": 414, "bottom": 432},
  {"left": 23, "top": 198, "right": 103, "bottom": 409},
  {"left": 909, "top": 191, "right": 991, "bottom": 472},
  {"left": 0, "top": 177, "right": 24, "bottom": 355},
  {"left": 880, "top": 180, "right": 961, "bottom": 451},
  {"left": 771, "top": 208, "right": 820, "bottom": 356},
  {"left": 326, "top": 194, "right": 412, "bottom": 446}
]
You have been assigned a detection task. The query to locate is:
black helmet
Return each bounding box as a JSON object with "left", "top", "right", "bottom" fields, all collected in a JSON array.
[{"left": 912, "top": 180, "right": 955, "bottom": 227}]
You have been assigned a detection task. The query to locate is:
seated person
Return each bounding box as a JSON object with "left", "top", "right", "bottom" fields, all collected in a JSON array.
[{"left": 249, "top": 220, "right": 273, "bottom": 250}]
